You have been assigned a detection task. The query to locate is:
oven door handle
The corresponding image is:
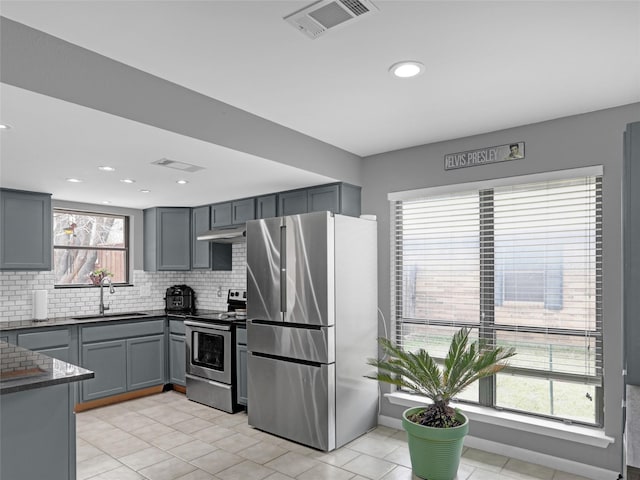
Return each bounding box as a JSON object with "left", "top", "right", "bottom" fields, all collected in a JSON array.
[{"left": 184, "top": 320, "right": 232, "bottom": 331}]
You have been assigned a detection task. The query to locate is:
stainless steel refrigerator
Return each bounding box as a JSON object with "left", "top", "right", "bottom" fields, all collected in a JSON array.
[{"left": 246, "top": 211, "right": 378, "bottom": 451}]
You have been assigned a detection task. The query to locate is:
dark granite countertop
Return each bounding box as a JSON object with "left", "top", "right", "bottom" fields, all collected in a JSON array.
[
  {"left": 0, "top": 341, "right": 94, "bottom": 395},
  {"left": 0, "top": 309, "right": 247, "bottom": 332},
  {"left": 0, "top": 309, "right": 169, "bottom": 331}
]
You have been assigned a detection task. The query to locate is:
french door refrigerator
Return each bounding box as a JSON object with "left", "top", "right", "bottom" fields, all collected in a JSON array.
[{"left": 246, "top": 211, "right": 378, "bottom": 451}]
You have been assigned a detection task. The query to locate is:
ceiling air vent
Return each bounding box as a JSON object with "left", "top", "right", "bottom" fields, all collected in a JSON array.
[
  {"left": 151, "top": 158, "right": 204, "bottom": 173},
  {"left": 284, "top": 0, "right": 379, "bottom": 39}
]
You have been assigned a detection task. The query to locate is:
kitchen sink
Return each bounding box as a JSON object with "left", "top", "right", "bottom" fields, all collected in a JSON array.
[{"left": 71, "top": 312, "right": 151, "bottom": 321}]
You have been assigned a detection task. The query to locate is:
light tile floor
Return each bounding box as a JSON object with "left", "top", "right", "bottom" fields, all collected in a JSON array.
[{"left": 76, "top": 391, "right": 592, "bottom": 480}]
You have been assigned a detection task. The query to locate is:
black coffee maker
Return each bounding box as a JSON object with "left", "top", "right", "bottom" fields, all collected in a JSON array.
[{"left": 164, "top": 285, "right": 196, "bottom": 314}]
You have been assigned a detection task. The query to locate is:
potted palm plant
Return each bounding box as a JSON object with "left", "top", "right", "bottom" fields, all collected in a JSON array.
[{"left": 367, "top": 328, "right": 515, "bottom": 480}]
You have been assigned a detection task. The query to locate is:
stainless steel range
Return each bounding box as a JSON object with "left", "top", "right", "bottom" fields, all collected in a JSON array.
[{"left": 184, "top": 289, "right": 246, "bottom": 413}]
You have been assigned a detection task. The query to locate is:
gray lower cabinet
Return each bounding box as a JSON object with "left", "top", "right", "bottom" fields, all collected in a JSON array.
[
  {"left": 127, "top": 335, "right": 165, "bottom": 390},
  {"left": 1, "top": 383, "right": 76, "bottom": 480},
  {"left": 169, "top": 318, "right": 186, "bottom": 386},
  {"left": 17, "top": 327, "right": 75, "bottom": 364},
  {"left": 0, "top": 188, "right": 52, "bottom": 270},
  {"left": 169, "top": 334, "right": 186, "bottom": 386},
  {"left": 80, "top": 319, "right": 166, "bottom": 402},
  {"left": 236, "top": 326, "right": 247, "bottom": 406},
  {"left": 82, "top": 339, "right": 128, "bottom": 401},
  {"left": 144, "top": 207, "right": 191, "bottom": 271}
]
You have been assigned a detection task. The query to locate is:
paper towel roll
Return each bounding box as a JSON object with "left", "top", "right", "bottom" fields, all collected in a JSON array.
[{"left": 33, "top": 290, "right": 48, "bottom": 320}]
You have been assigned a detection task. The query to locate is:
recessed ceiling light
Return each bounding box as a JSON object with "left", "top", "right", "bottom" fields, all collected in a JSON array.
[
  {"left": 176, "top": 180, "right": 189, "bottom": 185},
  {"left": 98, "top": 166, "right": 115, "bottom": 172},
  {"left": 120, "top": 178, "right": 136, "bottom": 184},
  {"left": 389, "top": 61, "right": 425, "bottom": 78},
  {"left": 66, "top": 178, "right": 83, "bottom": 183},
  {"left": 139, "top": 189, "right": 151, "bottom": 193},
  {"left": 0, "top": 124, "right": 11, "bottom": 130},
  {"left": 102, "top": 200, "right": 111, "bottom": 204}
]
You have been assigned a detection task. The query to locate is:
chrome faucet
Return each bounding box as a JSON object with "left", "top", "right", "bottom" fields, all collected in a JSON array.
[{"left": 99, "top": 277, "right": 115, "bottom": 315}]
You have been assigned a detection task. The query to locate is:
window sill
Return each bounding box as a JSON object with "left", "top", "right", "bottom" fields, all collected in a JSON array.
[{"left": 385, "top": 392, "right": 614, "bottom": 448}]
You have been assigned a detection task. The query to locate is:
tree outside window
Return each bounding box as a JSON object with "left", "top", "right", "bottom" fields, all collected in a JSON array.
[{"left": 53, "top": 210, "right": 129, "bottom": 286}]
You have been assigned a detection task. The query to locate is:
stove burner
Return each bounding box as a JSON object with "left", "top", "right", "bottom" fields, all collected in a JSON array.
[{"left": 167, "top": 289, "right": 246, "bottom": 324}]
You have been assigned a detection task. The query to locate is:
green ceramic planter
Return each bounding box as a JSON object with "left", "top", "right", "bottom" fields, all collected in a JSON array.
[{"left": 402, "top": 406, "right": 469, "bottom": 480}]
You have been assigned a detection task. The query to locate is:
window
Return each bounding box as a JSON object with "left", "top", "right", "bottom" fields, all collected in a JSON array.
[
  {"left": 53, "top": 209, "right": 129, "bottom": 286},
  {"left": 390, "top": 168, "right": 602, "bottom": 425}
]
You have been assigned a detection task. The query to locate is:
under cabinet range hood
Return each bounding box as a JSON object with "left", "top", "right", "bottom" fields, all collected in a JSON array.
[{"left": 197, "top": 226, "right": 246, "bottom": 243}]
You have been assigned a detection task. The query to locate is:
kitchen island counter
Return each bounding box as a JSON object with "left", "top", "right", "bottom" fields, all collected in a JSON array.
[
  {"left": 0, "top": 340, "right": 93, "bottom": 394},
  {"left": 1, "top": 342, "right": 93, "bottom": 480}
]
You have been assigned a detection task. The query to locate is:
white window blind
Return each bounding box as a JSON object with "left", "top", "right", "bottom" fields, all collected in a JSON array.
[{"left": 392, "top": 173, "right": 603, "bottom": 424}]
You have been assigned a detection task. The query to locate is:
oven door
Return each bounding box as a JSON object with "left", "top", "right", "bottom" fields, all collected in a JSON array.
[{"left": 185, "top": 320, "right": 232, "bottom": 385}]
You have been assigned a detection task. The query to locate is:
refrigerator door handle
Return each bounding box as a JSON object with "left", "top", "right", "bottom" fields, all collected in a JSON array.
[
  {"left": 251, "top": 351, "right": 324, "bottom": 368},
  {"left": 280, "top": 224, "right": 287, "bottom": 313}
]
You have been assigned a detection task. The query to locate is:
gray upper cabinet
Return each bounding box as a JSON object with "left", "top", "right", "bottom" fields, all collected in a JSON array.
[
  {"left": 256, "top": 194, "right": 277, "bottom": 219},
  {"left": 278, "top": 183, "right": 362, "bottom": 218},
  {"left": 308, "top": 185, "right": 340, "bottom": 213},
  {"left": 211, "top": 199, "right": 255, "bottom": 226},
  {"left": 192, "top": 205, "right": 232, "bottom": 271},
  {"left": 146, "top": 182, "right": 359, "bottom": 273},
  {"left": 0, "top": 189, "right": 52, "bottom": 271},
  {"left": 211, "top": 202, "right": 232, "bottom": 227},
  {"left": 191, "top": 205, "right": 211, "bottom": 269},
  {"left": 144, "top": 207, "right": 191, "bottom": 271},
  {"left": 278, "top": 189, "right": 309, "bottom": 216},
  {"left": 335, "top": 183, "right": 361, "bottom": 217},
  {"left": 232, "top": 198, "right": 255, "bottom": 224},
  {"left": 308, "top": 183, "right": 361, "bottom": 217}
]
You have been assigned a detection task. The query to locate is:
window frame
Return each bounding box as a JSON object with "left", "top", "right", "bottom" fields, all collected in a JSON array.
[
  {"left": 389, "top": 167, "right": 604, "bottom": 427},
  {"left": 53, "top": 208, "right": 130, "bottom": 288}
]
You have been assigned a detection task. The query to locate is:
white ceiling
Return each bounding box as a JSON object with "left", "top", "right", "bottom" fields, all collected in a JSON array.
[{"left": 1, "top": 1, "right": 639, "bottom": 209}]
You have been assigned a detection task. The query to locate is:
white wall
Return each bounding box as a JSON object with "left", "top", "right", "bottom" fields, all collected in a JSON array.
[
  {"left": 0, "top": 244, "right": 247, "bottom": 322},
  {"left": 360, "top": 103, "right": 640, "bottom": 473}
]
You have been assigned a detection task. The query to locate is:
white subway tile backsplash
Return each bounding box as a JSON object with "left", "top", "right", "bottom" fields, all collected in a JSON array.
[{"left": 0, "top": 243, "right": 247, "bottom": 321}]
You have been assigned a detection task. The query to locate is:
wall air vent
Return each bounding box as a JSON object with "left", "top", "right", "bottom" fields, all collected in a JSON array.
[{"left": 284, "top": 0, "right": 379, "bottom": 39}]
